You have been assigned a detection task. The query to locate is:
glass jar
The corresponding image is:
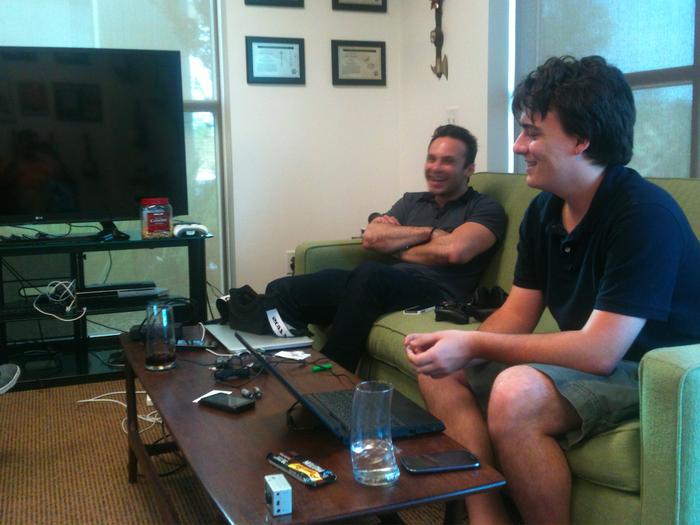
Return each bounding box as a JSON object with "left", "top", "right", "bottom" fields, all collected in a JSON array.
[{"left": 141, "top": 198, "right": 173, "bottom": 239}]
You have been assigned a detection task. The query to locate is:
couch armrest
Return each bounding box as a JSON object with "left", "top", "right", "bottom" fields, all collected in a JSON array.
[
  {"left": 639, "top": 344, "right": 700, "bottom": 525},
  {"left": 294, "top": 239, "right": 392, "bottom": 275}
]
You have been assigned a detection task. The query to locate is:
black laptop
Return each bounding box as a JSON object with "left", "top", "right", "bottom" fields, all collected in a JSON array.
[{"left": 235, "top": 332, "right": 445, "bottom": 446}]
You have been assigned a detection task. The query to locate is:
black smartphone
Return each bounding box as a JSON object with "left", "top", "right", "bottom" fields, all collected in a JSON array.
[
  {"left": 400, "top": 450, "right": 480, "bottom": 473},
  {"left": 403, "top": 304, "right": 436, "bottom": 315},
  {"left": 175, "top": 339, "right": 219, "bottom": 349},
  {"left": 198, "top": 393, "right": 255, "bottom": 414}
]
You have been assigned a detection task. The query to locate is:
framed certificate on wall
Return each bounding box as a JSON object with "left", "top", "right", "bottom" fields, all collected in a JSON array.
[
  {"left": 332, "top": 0, "right": 387, "bottom": 12},
  {"left": 331, "top": 40, "right": 386, "bottom": 86},
  {"left": 245, "top": 0, "right": 304, "bottom": 6},
  {"left": 246, "top": 37, "right": 306, "bottom": 85}
]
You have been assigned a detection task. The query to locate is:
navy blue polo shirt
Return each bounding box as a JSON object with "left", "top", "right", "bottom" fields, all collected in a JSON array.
[
  {"left": 514, "top": 166, "right": 700, "bottom": 362},
  {"left": 385, "top": 187, "right": 506, "bottom": 303}
]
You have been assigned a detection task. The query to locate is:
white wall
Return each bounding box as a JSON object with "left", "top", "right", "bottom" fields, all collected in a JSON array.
[
  {"left": 397, "top": 0, "right": 510, "bottom": 193},
  {"left": 223, "top": 0, "right": 508, "bottom": 291}
]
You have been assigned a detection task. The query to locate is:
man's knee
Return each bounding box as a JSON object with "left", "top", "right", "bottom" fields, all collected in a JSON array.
[
  {"left": 487, "top": 365, "right": 577, "bottom": 438},
  {"left": 265, "top": 275, "right": 290, "bottom": 295},
  {"left": 266, "top": 270, "right": 342, "bottom": 297}
]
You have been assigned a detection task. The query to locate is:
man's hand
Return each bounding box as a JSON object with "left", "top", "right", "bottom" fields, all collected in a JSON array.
[
  {"left": 374, "top": 215, "right": 401, "bottom": 226},
  {"left": 362, "top": 215, "right": 433, "bottom": 254},
  {"left": 404, "top": 331, "right": 481, "bottom": 378}
]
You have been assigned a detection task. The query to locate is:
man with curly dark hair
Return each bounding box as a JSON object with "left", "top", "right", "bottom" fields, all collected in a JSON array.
[{"left": 407, "top": 56, "right": 700, "bottom": 524}]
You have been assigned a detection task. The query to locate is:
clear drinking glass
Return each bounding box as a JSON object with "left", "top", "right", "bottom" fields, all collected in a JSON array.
[
  {"left": 350, "top": 381, "right": 400, "bottom": 486},
  {"left": 144, "top": 304, "right": 176, "bottom": 371}
]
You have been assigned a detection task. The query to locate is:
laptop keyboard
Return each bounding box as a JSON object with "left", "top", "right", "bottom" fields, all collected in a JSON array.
[{"left": 310, "top": 389, "right": 407, "bottom": 429}]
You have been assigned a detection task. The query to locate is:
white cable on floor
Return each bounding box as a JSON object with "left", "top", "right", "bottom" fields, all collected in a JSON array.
[{"left": 77, "top": 390, "right": 162, "bottom": 433}]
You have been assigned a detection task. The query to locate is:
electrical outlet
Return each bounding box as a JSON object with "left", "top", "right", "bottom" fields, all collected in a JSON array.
[
  {"left": 447, "top": 106, "right": 459, "bottom": 125},
  {"left": 285, "top": 250, "right": 295, "bottom": 276}
]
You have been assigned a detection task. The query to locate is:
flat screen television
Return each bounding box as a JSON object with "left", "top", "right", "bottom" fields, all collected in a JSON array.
[{"left": 0, "top": 46, "right": 188, "bottom": 239}]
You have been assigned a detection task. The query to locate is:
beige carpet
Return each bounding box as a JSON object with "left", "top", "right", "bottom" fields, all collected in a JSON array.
[{"left": 0, "top": 380, "right": 463, "bottom": 524}]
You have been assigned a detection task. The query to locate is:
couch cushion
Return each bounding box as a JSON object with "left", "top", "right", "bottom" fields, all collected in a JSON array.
[
  {"left": 468, "top": 173, "right": 540, "bottom": 291},
  {"left": 367, "top": 308, "right": 559, "bottom": 377},
  {"left": 368, "top": 310, "right": 482, "bottom": 379},
  {"left": 565, "top": 420, "right": 641, "bottom": 493}
]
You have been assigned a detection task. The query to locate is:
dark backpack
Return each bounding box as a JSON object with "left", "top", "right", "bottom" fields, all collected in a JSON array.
[{"left": 216, "top": 285, "right": 311, "bottom": 337}]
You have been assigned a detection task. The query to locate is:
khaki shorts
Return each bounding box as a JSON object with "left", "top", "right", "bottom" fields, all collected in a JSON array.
[{"left": 465, "top": 361, "right": 640, "bottom": 449}]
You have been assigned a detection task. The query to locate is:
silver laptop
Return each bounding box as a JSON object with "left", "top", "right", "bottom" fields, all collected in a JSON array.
[{"left": 206, "top": 324, "right": 313, "bottom": 355}]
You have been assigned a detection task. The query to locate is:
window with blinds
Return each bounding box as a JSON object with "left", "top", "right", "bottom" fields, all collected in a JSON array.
[{"left": 514, "top": 0, "right": 697, "bottom": 178}]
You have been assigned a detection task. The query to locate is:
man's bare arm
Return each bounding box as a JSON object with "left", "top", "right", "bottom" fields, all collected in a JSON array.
[
  {"left": 405, "top": 285, "right": 647, "bottom": 377},
  {"left": 362, "top": 216, "right": 433, "bottom": 253},
  {"left": 478, "top": 285, "right": 547, "bottom": 334},
  {"left": 400, "top": 221, "right": 497, "bottom": 266},
  {"left": 363, "top": 217, "right": 498, "bottom": 266}
]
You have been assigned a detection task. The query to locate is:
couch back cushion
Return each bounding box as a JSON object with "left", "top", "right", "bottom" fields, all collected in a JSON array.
[
  {"left": 296, "top": 238, "right": 391, "bottom": 275},
  {"left": 468, "top": 172, "right": 539, "bottom": 291},
  {"left": 469, "top": 172, "right": 700, "bottom": 292}
]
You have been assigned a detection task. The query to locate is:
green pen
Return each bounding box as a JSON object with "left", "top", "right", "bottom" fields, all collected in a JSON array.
[{"left": 312, "top": 364, "right": 332, "bottom": 372}]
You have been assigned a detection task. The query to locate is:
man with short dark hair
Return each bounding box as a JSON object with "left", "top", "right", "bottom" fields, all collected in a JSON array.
[
  {"left": 267, "top": 124, "right": 506, "bottom": 372},
  {"left": 406, "top": 56, "right": 700, "bottom": 524}
]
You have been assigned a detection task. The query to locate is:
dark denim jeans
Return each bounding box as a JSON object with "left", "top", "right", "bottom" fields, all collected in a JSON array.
[{"left": 265, "top": 262, "right": 445, "bottom": 371}]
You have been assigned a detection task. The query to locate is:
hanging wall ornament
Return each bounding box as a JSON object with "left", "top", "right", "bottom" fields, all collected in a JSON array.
[{"left": 430, "top": 0, "right": 448, "bottom": 80}]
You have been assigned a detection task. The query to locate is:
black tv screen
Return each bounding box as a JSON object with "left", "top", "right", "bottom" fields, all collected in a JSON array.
[{"left": 0, "top": 46, "right": 188, "bottom": 227}]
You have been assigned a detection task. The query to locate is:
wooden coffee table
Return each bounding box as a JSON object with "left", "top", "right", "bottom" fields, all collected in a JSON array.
[{"left": 122, "top": 331, "right": 505, "bottom": 524}]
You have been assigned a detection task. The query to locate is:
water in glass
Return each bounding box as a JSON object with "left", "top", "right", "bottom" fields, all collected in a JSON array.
[{"left": 350, "top": 381, "right": 400, "bottom": 486}]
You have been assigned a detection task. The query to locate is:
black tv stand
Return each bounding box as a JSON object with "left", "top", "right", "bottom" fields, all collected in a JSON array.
[
  {"left": 0, "top": 233, "right": 96, "bottom": 247},
  {"left": 94, "top": 221, "right": 130, "bottom": 242},
  {"left": 0, "top": 231, "right": 209, "bottom": 390}
]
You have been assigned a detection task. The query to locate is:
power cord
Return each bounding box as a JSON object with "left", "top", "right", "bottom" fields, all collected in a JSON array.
[
  {"left": 33, "top": 279, "right": 87, "bottom": 321},
  {"left": 76, "top": 389, "right": 187, "bottom": 477},
  {"left": 76, "top": 390, "right": 161, "bottom": 434}
]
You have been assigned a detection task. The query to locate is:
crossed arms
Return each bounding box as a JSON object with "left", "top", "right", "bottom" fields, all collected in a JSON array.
[{"left": 362, "top": 214, "right": 497, "bottom": 266}]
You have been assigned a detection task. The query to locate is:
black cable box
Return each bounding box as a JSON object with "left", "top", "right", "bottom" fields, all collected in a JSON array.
[{"left": 78, "top": 281, "right": 156, "bottom": 293}]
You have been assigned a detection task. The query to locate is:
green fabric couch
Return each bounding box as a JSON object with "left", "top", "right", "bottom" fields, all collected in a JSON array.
[{"left": 294, "top": 172, "right": 700, "bottom": 525}]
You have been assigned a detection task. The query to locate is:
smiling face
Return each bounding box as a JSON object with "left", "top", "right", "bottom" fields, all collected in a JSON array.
[
  {"left": 424, "top": 137, "right": 474, "bottom": 205},
  {"left": 513, "top": 110, "right": 589, "bottom": 195}
]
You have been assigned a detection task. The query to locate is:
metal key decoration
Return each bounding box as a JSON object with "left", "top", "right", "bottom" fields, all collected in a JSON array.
[{"left": 430, "top": 0, "right": 448, "bottom": 80}]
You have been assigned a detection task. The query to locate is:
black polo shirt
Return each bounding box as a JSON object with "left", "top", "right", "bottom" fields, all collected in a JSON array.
[
  {"left": 514, "top": 166, "right": 700, "bottom": 362},
  {"left": 385, "top": 187, "right": 506, "bottom": 303}
]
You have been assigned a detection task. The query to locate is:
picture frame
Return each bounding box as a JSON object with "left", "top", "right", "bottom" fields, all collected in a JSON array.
[
  {"left": 332, "top": 0, "right": 387, "bottom": 12},
  {"left": 245, "top": 0, "right": 304, "bottom": 7},
  {"left": 246, "top": 37, "right": 306, "bottom": 85},
  {"left": 331, "top": 40, "right": 386, "bottom": 86}
]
